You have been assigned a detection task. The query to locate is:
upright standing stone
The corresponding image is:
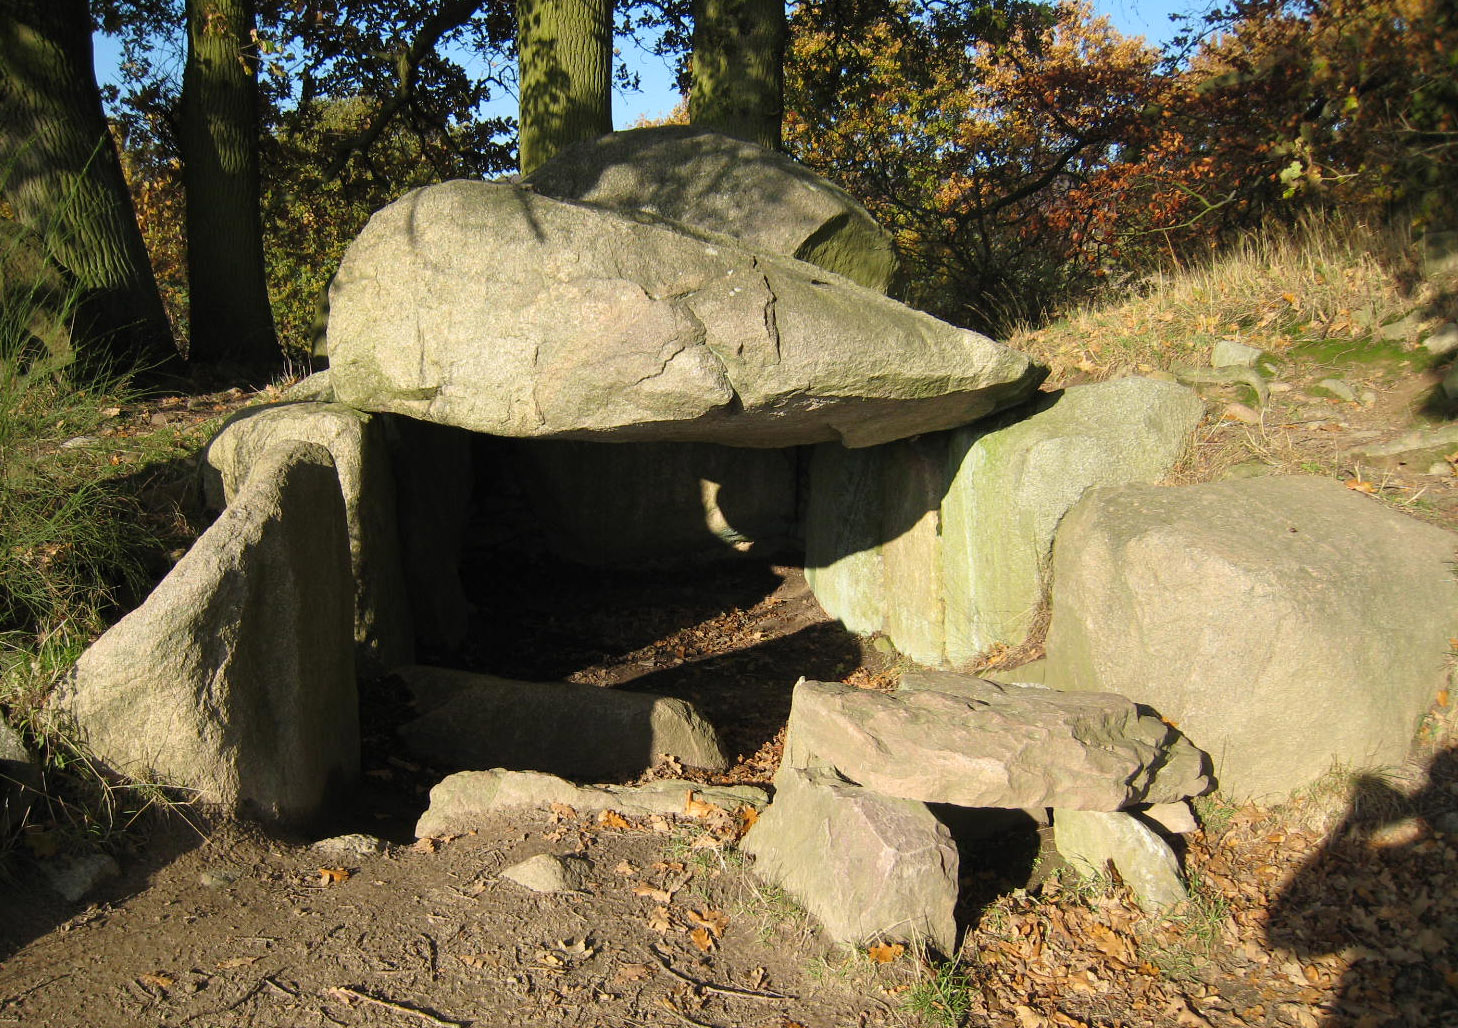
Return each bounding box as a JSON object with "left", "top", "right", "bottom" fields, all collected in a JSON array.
[
  {"left": 941, "top": 378, "right": 1203, "bottom": 661},
  {"left": 55, "top": 442, "right": 358, "bottom": 822},
  {"left": 803, "top": 442, "right": 885, "bottom": 635},
  {"left": 203, "top": 400, "right": 413, "bottom": 675},
  {"left": 881, "top": 436, "right": 949, "bottom": 665}
]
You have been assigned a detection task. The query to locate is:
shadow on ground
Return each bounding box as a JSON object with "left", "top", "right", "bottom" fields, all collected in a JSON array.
[{"left": 1264, "top": 746, "right": 1458, "bottom": 1026}]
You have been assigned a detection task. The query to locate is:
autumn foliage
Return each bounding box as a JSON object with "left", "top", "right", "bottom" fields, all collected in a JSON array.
[
  {"left": 99, "top": 0, "right": 1457, "bottom": 345},
  {"left": 785, "top": 0, "right": 1456, "bottom": 333}
]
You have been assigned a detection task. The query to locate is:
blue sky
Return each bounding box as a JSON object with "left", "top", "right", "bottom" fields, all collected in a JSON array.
[{"left": 93, "top": 0, "right": 1198, "bottom": 128}]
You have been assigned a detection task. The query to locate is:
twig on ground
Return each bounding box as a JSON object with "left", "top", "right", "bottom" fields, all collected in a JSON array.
[
  {"left": 651, "top": 950, "right": 795, "bottom": 1001},
  {"left": 324, "top": 985, "right": 466, "bottom": 1027}
]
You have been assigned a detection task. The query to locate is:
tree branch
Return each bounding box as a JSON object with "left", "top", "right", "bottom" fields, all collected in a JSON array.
[{"left": 323, "top": 0, "right": 486, "bottom": 182}]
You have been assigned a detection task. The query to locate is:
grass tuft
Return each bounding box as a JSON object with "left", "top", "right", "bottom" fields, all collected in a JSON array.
[{"left": 900, "top": 958, "right": 973, "bottom": 1028}]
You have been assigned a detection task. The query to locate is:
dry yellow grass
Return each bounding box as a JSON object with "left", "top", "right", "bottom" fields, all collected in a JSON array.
[{"left": 1009, "top": 215, "right": 1424, "bottom": 385}]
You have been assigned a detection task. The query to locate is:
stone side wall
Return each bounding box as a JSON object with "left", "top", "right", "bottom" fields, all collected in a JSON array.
[{"left": 805, "top": 377, "right": 1204, "bottom": 665}]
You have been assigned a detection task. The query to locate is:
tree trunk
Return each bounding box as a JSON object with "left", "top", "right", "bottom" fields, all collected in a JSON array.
[
  {"left": 516, "top": 0, "right": 612, "bottom": 175},
  {"left": 0, "top": 0, "right": 177, "bottom": 370},
  {"left": 689, "top": 0, "right": 785, "bottom": 150},
  {"left": 179, "top": 0, "right": 279, "bottom": 375}
]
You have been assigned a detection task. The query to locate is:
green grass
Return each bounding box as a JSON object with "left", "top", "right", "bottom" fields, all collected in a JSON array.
[
  {"left": 0, "top": 214, "right": 210, "bottom": 855},
  {"left": 900, "top": 959, "right": 973, "bottom": 1028}
]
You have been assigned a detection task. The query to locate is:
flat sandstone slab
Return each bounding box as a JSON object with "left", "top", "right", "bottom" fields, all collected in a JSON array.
[
  {"left": 417, "top": 769, "right": 767, "bottom": 838},
  {"left": 327, "top": 181, "right": 1040, "bottom": 448},
  {"left": 782, "top": 674, "right": 1210, "bottom": 811}
]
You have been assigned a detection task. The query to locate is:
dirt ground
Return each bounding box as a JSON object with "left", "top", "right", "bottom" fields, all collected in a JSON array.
[{"left": 4, "top": 338, "right": 1458, "bottom": 1028}]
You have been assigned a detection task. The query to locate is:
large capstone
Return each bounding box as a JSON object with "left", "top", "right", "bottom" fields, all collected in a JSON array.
[
  {"left": 327, "top": 181, "right": 1040, "bottom": 448},
  {"left": 523, "top": 125, "right": 901, "bottom": 294}
]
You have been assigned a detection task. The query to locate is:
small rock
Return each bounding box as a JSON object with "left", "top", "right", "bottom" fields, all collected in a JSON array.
[
  {"left": 0, "top": 720, "right": 39, "bottom": 836},
  {"left": 1313, "top": 379, "right": 1357, "bottom": 403},
  {"left": 1268, "top": 381, "right": 1293, "bottom": 393},
  {"left": 1053, "top": 808, "right": 1187, "bottom": 912},
  {"left": 1140, "top": 801, "right": 1199, "bottom": 835},
  {"left": 1423, "top": 322, "right": 1458, "bottom": 357},
  {"left": 1211, "top": 339, "right": 1262, "bottom": 368},
  {"left": 1442, "top": 363, "right": 1458, "bottom": 403},
  {"left": 1222, "top": 402, "right": 1261, "bottom": 424},
  {"left": 44, "top": 853, "right": 121, "bottom": 903},
  {"left": 61, "top": 436, "right": 97, "bottom": 450},
  {"left": 199, "top": 867, "right": 241, "bottom": 888},
  {"left": 1359, "top": 390, "right": 1378, "bottom": 408},
  {"left": 312, "top": 833, "right": 386, "bottom": 858},
  {"left": 416, "top": 769, "right": 767, "bottom": 838},
  {"left": 1222, "top": 461, "right": 1271, "bottom": 480},
  {"left": 500, "top": 853, "right": 589, "bottom": 893},
  {"left": 149, "top": 412, "right": 170, "bottom": 426},
  {"left": 742, "top": 767, "right": 957, "bottom": 953}
]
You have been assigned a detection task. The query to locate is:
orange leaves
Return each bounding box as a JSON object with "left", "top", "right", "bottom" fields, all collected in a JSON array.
[
  {"left": 317, "top": 867, "right": 351, "bottom": 886},
  {"left": 867, "top": 942, "right": 904, "bottom": 964},
  {"left": 597, "top": 809, "right": 631, "bottom": 830}
]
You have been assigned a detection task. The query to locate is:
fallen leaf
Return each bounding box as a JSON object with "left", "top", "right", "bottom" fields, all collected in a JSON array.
[
  {"left": 597, "top": 810, "right": 631, "bottom": 830},
  {"left": 689, "top": 927, "right": 715, "bottom": 952},
  {"left": 101, "top": 407, "right": 122, "bottom": 418},
  {"left": 410, "top": 838, "right": 439, "bottom": 854},
  {"left": 1014, "top": 1004, "right": 1041, "bottom": 1028},
  {"left": 458, "top": 953, "right": 492, "bottom": 968},
  {"left": 689, "top": 909, "right": 730, "bottom": 939},
  {"left": 1346, "top": 478, "right": 1377, "bottom": 494},
  {"left": 735, "top": 805, "right": 760, "bottom": 835},
  {"left": 549, "top": 802, "right": 578, "bottom": 821},
  {"left": 867, "top": 942, "right": 904, "bottom": 964},
  {"left": 634, "top": 884, "right": 674, "bottom": 903},
  {"left": 215, "top": 956, "right": 260, "bottom": 970},
  {"left": 139, "top": 972, "right": 175, "bottom": 989},
  {"left": 648, "top": 906, "right": 675, "bottom": 933},
  {"left": 684, "top": 791, "right": 724, "bottom": 819},
  {"left": 690, "top": 833, "right": 723, "bottom": 851},
  {"left": 557, "top": 937, "right": 595, "bottom": 957},
  {"left": 652, "top": 861, "right": 685, "bottom": 873},
  {"left": 318, "top": 867, "right": 351, "bottom": 885},
  {"left": 1086, "top": 922, "right": 1132, "bottom": 964},
  {"left": 613, "top": 860, "right": 639, "bottom": 876},
  {"left": 614, "top": 962, "right": 654, "bottom": 983}
]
